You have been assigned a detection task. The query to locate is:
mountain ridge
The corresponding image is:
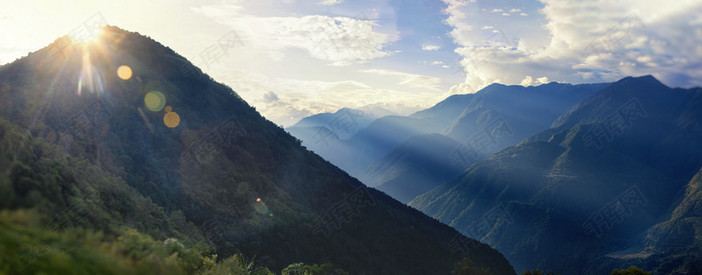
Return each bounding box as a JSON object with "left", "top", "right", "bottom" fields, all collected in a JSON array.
[
  {"left": 0, "top": 26, "right": 515, "bottom": 274},
  {"left": 291, "top": 80, "right": 609, "bottom": 204}
]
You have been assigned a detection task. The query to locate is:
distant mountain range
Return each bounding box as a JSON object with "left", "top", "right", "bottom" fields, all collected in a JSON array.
[
  {"left": 290, "top": 75, "right": 702, "bottom": 274},
  {"left": 289, "top": 81, "right": 610, "bottom": 203},
  {"left": 409, "top": 76, "right": 702, "bottom": 274},
  {"left": 288, "top": 107, "right": 377, "bottom": 140},
  {"left": 366, "top": 133, "right": 463, "bottom": 204},
  {"left": 0, "top": 26, "right": 514, "bottom": 274}
]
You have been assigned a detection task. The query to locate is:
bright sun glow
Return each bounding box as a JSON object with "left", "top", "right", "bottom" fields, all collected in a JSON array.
[{"left": 68, "top": 27, "right": 104, "bottom": 45}]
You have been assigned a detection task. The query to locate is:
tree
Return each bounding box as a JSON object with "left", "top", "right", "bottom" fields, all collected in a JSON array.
[
  {"left": 611, "top": 266, "right": 651, "bottom": 275},
  {"left": 451, "top": 257, "right": 490, "bottom": 275},
  {"left": 522, "top": 270, "right": 557, "bottom": 275}
]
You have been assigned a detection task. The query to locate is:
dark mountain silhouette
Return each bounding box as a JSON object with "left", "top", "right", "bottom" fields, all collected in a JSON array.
[
  {"left": 0, "top": 26, "right": 515, "bottom": 274},
  {"left": 409, "top": 76, "right": 702, "bottom": 274}
]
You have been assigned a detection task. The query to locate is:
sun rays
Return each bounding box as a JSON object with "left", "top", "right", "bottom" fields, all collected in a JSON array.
[{"left": 53, "top": 26, "right": 184, "bottom": 131}]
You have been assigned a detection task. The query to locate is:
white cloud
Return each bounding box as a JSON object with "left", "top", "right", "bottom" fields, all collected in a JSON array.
[
  {"left": 192, "top": 5, "right": 391, "bottom": 66},
  {"left": 213, "top": 70, "right": 436, "bottom": 126},
  {"left": 441, "top": 0, "right": 702, "bottom": 94},
  {"left": 541, "top": 0, "right": 702, "bottom": 85},
  {"left": 361, "top": 69, "right": 443, "bottom": 91},
  {"left": 520, "top": 13, "right": 528, "bottom": 16},
  {"left": 502, "top": 13, "right": 510, "bottom": 16},
  {"left": 263, "top": 91, "right": 280, "bottom": 103},
  {"left": 431, "top": 61, "right": 444, "bottom": 65},
  {"left": 520, "top": 76, "right": 534, "bottom": 86},
  {"left": 491, "top": 8, "right": 503, "bottom": 12},
  {"left": 320, "top": 0, "right": 343, "bottom": 6},
  {"left": 520, "top": 76, "right": 549, "bottom": 86},
  {"left": 443, "top": 0, "right": 477, "bottom": 47},
  {"left": 422, "top": 44, "right": 441, "bottom": 51}
]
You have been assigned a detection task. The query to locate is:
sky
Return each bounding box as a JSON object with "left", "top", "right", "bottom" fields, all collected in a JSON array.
[{"left": 1, "top": 0, "right": 701, "bottom": 126}]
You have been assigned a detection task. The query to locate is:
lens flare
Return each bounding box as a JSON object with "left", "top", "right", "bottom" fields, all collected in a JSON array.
[
  {"left": 117, "top": 65, "right": 132, "bottom": 80},
  {"left": 254, "top": 199, "right": 270, "bottom": 216},
  {"left": 144, "top": 91, "right": 166, "bottom": 112},
  {"left": 77, "top": 50, "right": 105, "bottom": 95},
  {"left": 163, "top": 111, "right": 180, "bottom": 128}
]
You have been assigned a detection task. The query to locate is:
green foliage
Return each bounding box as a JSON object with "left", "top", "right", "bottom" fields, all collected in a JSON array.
[
  {"left": 282, "top": 262, "right": 347, "bottom": 275},
  {"left": 611, "top": 266, "right": 651, "bottom": 275},
  {"left": 451, "top": 257, "right": 490, "bottom": 275},
  {"left": 521, "top": 270, "right": 557, "bottom": 275},
  {"left": 0, "top": 210, "right": 276, "bottom": 275},
  {"left": 199, "top": 255, "right": 273, "bottom": 275}
]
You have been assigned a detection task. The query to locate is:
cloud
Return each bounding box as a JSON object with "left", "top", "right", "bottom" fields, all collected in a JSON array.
[
  {"left": 520, "top": 76, "right": 550, "bottom": 86},
  {"left": 501, "top": 13, "right": 510, "bottom": 16},
  {"left": 361, "top": 69, "right": 443, "bottom": 91},
  {"left": 541, "top": 0, "right": 702, "bottom": 86},
  {"left": 443, "top": 0, "right": 477, "bottom": 47},
  {"left": 441, "top": 0, "right": 702, "bottom": 94},
  {"left": 192, "top": 4, "right": 391, "bottom": 66},
  {"left": 491, "top": 8, "right": 503, "bottom": 12},
  {"left": 422, "top": 44, "right": 441, "bottom": 51},
  {"left": 520, "top": 13, "right": 528, "bottom": 16},
  {"left": 263, "top": 91, "right": 279, "bottom": 103},
  {"left": 319, "top": 0, "right": 343, "bottom": 6},
  {"left": 431, "top": 61, "right": 444, "bottom": 65},
  {"left": 212, "top": 70, "right": 436, "bottom": 126},
  {"left": 509, "top": 8, "right": 521, "bottom": 13}
]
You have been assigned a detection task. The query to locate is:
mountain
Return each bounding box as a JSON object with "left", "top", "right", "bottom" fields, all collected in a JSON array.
[
  {"left": 287, "top": 107, "right": 375, "bottom": 140},
  {"left": 366, "top": 83, "right": 610, "bottom": 203},
  {"left": 366, "top": 133, "right": 464, "bottom": 204},
  {"left": 592, "top": 167, "right": 702, "bottom": 274},
  {"left": 356, "top": 104, "right": 398, "bottom": 119},
  {"left": 441, "top": 82, "right": 609, "bottom": 156},
  {"left": 409, "top": 93, "right": 477, "bottom": 134},
  {"left": 0, "top": 26, "right": 515, "bottom": 274},
  {"left": 342, "top": 115, "right": 429, "bottom": 177},
  {"left": 409, "top": 76, "right": 702, "bottom": 274},
  {"left": 290, "top": 81, "right": 608, "bottom": 204},
  {"left": 291, "top": 82, "right": 607, "bottom": 183}
]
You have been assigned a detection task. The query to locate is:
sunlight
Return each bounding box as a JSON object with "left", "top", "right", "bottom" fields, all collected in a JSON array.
[
  {"left": 76, "top": 45, "right": 106, "bottom": 96},
  {"left": 87, "top": 28, "right": 104, "bottom": 44},
  {"left": 77, "top": 50, "right": 92, "bottom": 95},
  {"left": 68, "top": 27, "right": 104, "bottom": 45}
]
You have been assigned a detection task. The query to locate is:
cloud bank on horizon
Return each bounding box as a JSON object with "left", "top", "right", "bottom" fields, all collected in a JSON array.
[{"left": 0, "top": 0, "right": 700, "bottom": 126}]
